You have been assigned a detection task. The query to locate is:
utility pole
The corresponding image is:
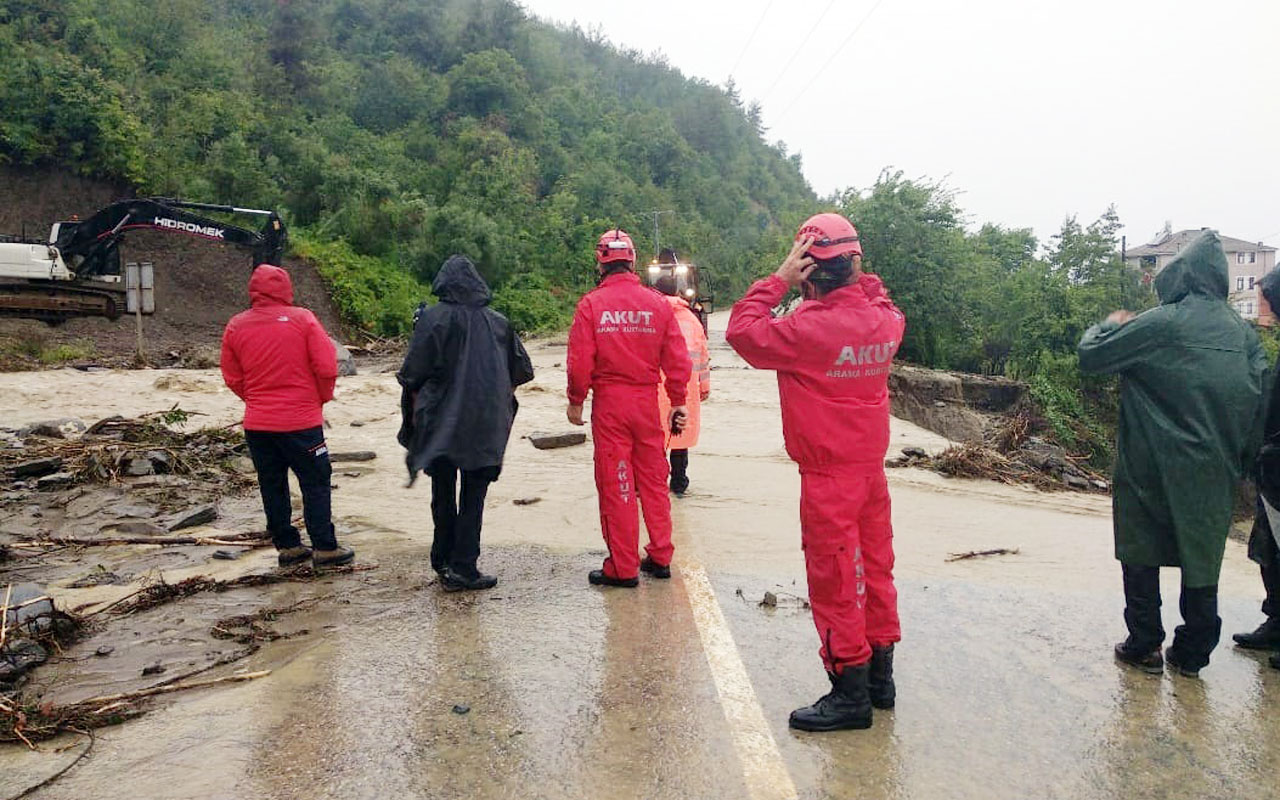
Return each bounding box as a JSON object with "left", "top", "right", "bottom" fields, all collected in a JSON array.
[{"left": 636, "top": 210, "right": 675, "bottom": 260}]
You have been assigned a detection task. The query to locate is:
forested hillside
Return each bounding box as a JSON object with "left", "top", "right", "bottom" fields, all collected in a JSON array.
[{"left": 0, "top": 0, "right": 814, "bottom": 334}]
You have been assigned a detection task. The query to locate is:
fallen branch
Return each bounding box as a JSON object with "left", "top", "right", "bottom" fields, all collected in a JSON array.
[
  {"left": 18, "top": 533, "right": 270, "bottom": 549},
  {"left": 100, "top": 564, "right": 376, "bottom": 617},
  {"left": 3, "top": 731, "right": 94, "bottom": 800},
  {"left": 0, "top": 583, "right": 12, "bottom": 652},
  {"left": 945, "top": 548, "right": 1021, "bottom": 562}
]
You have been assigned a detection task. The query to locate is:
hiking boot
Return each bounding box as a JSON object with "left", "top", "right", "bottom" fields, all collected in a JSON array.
[
  {"left": 868, "top": 645, "right": 896, "bottom": 710},
  {"left": 789, "top": 664, "right": 873, "bottom": 732},
  {"left": 639, "top": 557, "right": 671, "bottom": 579},
  {"left": 1164, "top": 648, "right": 1201, "bottom": 678},
  {"left": 277, "top": 546, "right": 312, "bottom": 568},
  {"left": 313, "top": 546, "right": 355, "bottom": 568},
  {"left": 1232, "top": 618, "right": 1280, "bottom": 651},
  {"left": 441, "top": 568, "right": 498, "bottom": 592},
  {"left": 670, "top": 476, "right": 690, "bottom": 496},
  {"left": 1114, "top": 641, "right": 1163, "bottom": 674},
  {"left": 588, "top": 569, "right": 639, "bottom": 588}
]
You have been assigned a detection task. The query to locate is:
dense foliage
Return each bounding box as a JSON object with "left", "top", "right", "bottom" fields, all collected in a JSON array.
[
  {"left": 833, "top": 171, "right": 1156, "bottom": 462},
  {"left": 0, "top": 0, "right": 814, "bottom": 334}
]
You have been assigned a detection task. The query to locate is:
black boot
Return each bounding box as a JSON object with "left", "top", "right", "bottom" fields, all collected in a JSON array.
[
  {"left": 1270, "top": 652, "right": 1280, "bottom": 671},
  {"left": 639, "top": 557, "right": 671, "bottom": 579},
  {"left": 441, "top": 567, "right": 498, "bottom": 592},
  {"left": 588, "top": 569, "right": 638, "bottom": 588},
  {"left": 1232, "top": 617, "right": 1280, "bottom": 650},
  {"left": 868, "top": 645, "right": 896, "bottom": 709},
  {"left": 789, "top": 664, "right": 873, "bottom": 732},
  {"left": 1114, "top": 641, "right": 1164, "bottom": 674}
]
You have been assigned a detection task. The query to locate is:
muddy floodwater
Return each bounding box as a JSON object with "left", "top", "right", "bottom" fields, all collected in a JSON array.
[{"left": 2, "top": 313, "right": 1278, "bottom": 799}]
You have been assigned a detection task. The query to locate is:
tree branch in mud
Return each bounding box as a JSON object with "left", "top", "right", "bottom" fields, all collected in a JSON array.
[
  {"left": 0, "top": 672, "right": 270, "bottom": 744},
  {"left": 90, "top": 565, "right": 375, "bottom": 617},
  {"left": 945, "top": 548, "right": 1021, "bottom": 562}
]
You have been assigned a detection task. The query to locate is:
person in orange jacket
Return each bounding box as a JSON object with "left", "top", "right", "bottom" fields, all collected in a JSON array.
[
  {"left": 654, "top": 274, "right": 710, "bottom": 495},
  {"left": 566, "top": 229, "right": 692, "bottom": 587}
]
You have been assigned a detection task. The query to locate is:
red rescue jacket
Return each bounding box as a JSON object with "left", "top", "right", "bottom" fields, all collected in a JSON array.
[
  {"left": 220, "top": 266, "right": 338, "bottom": 432},
  {"left": 567, "top": 271, "right": 691, "bottom": 406},
  {"left": 726, "top": 273, "right": 906, "bottom": 472}
]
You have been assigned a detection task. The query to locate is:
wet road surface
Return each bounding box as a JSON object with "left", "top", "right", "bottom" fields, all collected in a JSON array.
[{"left": 3, "top": 316, "right": 1279, "bottom": 798}]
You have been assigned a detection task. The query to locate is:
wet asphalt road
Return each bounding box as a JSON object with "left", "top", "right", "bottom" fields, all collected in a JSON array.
[{"left": 4, "top": 318, "right": 1280, "bottom": 798}]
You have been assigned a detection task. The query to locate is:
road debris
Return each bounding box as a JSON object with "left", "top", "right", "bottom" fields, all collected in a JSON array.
[
  {"left": 528, "top": 432, "right": 587, "bottom": 450},
  {"left": 945, "top": 548, "right": 1021, "bottom": 562}
]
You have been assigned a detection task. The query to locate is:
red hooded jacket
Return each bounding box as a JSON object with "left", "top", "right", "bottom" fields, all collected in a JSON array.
[
  {"left": 726, "top": 273, "right": 905, "bottom": 472},
  {"left": 567, "top": 271, "right": 691, "bottom": 406},
  {"left": 220, "top": 266, "right": 338, "bottom": 432}
]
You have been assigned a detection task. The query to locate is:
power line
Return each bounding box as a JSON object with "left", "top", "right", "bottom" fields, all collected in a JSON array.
[
  {"left": 759, "top": 0, "right": 842, "bottom": 102},
  {"left": 728, "top": 0, "right": 778, "bottom": 79},
  {"left": 777, "top": 0, "right": 889, "bottom": 117}
]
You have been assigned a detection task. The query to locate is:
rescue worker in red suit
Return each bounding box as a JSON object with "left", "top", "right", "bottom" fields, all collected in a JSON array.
[
  {"left": 727, "top": 214, "right": 905, "bottom": 731},
  {"left": 567, "top": 230, "right": 693, "bottom": 587}
]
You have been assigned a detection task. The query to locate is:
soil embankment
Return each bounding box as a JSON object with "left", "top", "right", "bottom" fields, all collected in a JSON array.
[{"left": 0, "top": 166, "right": 344, "bottom": 368}]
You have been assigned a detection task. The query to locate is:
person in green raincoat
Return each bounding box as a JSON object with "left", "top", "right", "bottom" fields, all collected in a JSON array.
[{"left": 1078, "top": 230, "right": 1267, "bottom": 678}]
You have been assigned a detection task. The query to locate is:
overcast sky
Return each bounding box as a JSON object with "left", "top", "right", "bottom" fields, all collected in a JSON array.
[{"left": 519, "top": 0, "right": 1279, "bottom": 249}]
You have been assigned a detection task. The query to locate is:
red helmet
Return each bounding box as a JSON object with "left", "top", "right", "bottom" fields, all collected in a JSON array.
[
  {"left": 796, "top": 213, "right": 862, "bottom": 260},
  {"left": 596, "top": 229, "right": 636, "bottom": 265}
]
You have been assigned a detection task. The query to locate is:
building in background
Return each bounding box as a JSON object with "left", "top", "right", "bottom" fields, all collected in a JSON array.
[{"left": 1124, "top": 227, "right": 1277, "bottom": 325}]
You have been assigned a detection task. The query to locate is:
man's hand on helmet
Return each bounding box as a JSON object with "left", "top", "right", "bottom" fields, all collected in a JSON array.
[{"left": 775, "top": 236, "right": 818, "bottom": 288}]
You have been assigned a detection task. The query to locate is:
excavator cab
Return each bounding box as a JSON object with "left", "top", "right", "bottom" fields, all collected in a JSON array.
[{"left": 644, "top": 248, "right": 713, "bottom": 334}]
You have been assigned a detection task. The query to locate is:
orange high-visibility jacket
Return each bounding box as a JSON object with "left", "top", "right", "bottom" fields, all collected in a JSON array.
[{"left": 659, "top": 295, "right": 710, "bottom": 449}]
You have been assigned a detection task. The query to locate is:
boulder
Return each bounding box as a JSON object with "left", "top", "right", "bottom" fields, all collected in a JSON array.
[
  {"left": 331, "top": 451, "right": 377, "bottom": 463},
  {"left": 3, "top": 583, "right": 54, "bottom": 635},
  {"left": 164, "top": 503, "right": 218, "bottom": 532},
  {"left": 333, "top": 338, "right": 357, "bottom": 377},
  {"left": 19, "top": 418, "right": 87, "bottom": 439},
  {"left": 529, "top": 431, "right": 587, "bottom": 450},
  {"left": 123, "top": 457, "right": 155, "bottom": 477},
  {"left": 35, "top": 472, "right": 75, "bottom": 490},
  {"left": 9, "top": 457, "right": 63, "bottom": 479},
  {"left": 0, "top": 640, "right": 47, "bottom": 685}
]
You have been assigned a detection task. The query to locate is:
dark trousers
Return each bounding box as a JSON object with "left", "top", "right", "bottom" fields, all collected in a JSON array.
[
  {"left": 429, "top": 461, "right": 499, "bottom": 579},
  {"left": 1122, "top": 563, "right": 1221, "bottom": 670},
  {"left": 245, "top": 427, "right": 337, "bottom": 552},
  {"left": 670, "top": 449, "right": 689, "bottom": 493},
  {"left": 1250, "top": 502, "right": 1280, "bottom": 619}
]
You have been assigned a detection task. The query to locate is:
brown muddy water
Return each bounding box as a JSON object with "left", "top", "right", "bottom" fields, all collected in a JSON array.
[{"left": 1, "top": 313, "right": 1278, "bottom": 799}]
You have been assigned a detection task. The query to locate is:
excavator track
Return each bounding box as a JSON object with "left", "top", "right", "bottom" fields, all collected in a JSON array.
[{"left": 0, "top": 282, "right": 122, "bottom": 324}]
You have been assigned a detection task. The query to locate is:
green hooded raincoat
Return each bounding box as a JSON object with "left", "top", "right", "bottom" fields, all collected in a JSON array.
[{"left": 1078, "top": 230, "right": 1267, "bottom": 587}]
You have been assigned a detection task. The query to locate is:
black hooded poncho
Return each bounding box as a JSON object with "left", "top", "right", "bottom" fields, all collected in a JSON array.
[{"left": 397, "top": 255, "right": 534, "bottom": 479}]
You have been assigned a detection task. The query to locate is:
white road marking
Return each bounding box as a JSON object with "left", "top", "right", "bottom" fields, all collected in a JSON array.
[{"left": 682, "top": 563, "right": 800, "bottom": 800}]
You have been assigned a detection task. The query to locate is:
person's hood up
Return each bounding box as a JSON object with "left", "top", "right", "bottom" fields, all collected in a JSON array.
[
  {"left": 432, "top": 255, "right": 491, "bottom": 306},
  {"left": 1154, "top": 230, "right": 1229, "bottom": 304},
  {"left": 249, "top": 264, "right": 294, "bottom": 307},
  {"left": 1260, "top": 267, "right": 1280, "bottom": 313}
]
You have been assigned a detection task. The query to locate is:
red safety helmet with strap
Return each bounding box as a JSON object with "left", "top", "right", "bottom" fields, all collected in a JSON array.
[
  {"left": 596, "top": 229, "right": 637, "bottom": 265},
  {"left": 797, "top": 213, "right": 862, "bottom": 260}
]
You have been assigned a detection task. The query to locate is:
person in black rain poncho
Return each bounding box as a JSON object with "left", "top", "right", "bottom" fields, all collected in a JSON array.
[
  {"left": 398, "top": 255, "right": 534, "bottom": 591},
  {"left": 1235, "top": 266, "right": 1280, "bottom": 663}
]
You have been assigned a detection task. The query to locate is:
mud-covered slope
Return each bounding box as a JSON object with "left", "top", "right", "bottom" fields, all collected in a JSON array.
[{"left": 0, "top": 166, "right": 344, "bottom": 367}]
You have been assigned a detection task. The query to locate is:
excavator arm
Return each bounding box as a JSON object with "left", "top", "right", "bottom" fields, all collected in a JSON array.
[
  {"left": 0, "top": 198, "right": 288, "bottom": 323},
  {"left": 53, "top": 198, "right": 287, "bottom": 278}
]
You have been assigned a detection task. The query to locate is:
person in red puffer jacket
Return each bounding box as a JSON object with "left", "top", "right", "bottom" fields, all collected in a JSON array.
[
  {"left": 221, "top": 264, "right": 354, "bottom": 568},
  {"left": 728, "top": 213, "right": 905, "bottom": 733}
]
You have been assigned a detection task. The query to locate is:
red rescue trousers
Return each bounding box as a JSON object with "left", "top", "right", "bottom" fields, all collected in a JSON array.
[
  {"left": 800, "top": 468, "right": 900, "bottom": 672},
  {"left": 592, "top": 385, "right": 675, "bottom": 579}
]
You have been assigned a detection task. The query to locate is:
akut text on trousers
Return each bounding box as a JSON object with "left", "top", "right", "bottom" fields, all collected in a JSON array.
[
  {"left": 592, "top": 384, "right": 674, "bottom": 579},
  {"left": 802, "top": 468, "right": 899, "bottom": 671}
]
